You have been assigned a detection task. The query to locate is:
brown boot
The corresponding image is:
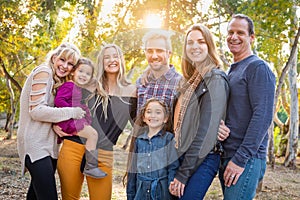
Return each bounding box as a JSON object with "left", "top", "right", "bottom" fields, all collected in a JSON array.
[{"left": 83, "top": 150, "right": 107, "bottom": 178}]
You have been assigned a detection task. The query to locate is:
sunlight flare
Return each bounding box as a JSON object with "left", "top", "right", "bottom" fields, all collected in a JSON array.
[{"left": 144, "top": 13, "right": 163, "bottom": 28}]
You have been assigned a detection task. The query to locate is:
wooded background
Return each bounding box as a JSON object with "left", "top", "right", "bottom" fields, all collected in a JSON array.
[{"left": 0, "top": 0, "right": 299, "bottom": 169}]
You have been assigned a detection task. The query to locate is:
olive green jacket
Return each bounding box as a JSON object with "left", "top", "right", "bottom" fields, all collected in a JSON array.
[{"left": 175, "top": 68, "right": 229, "bottom": 184}]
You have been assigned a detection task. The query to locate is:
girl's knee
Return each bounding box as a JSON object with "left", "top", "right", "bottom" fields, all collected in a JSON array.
[{"left": 89, "top": 128, "right": 98, "bottom": 140}]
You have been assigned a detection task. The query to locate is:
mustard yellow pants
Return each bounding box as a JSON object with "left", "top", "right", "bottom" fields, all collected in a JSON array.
[{"left": 57, "top": 139, "right": 113, "bottom": 200}]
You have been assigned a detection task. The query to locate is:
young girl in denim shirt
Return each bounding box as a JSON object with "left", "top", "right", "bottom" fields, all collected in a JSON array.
[{"left": 126, "top": 98, "right": 179, "bottom": 200}]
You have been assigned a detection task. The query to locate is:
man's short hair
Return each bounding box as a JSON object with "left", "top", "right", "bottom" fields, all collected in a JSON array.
[
  {"left": 142, "top": 30, "right": 173, "bottom": 52},
  {"left": 231, "top": 14, "right": 255, "bottom": 35}
]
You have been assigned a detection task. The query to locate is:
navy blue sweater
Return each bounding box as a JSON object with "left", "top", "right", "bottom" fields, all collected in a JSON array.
[{"left": 223, "top": 55, "right": 276, "bottom": 168}]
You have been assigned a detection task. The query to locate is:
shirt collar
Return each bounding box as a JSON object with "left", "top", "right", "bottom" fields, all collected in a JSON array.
[
  {"left": 231, "top": 55, "right": 255, "bottom": 67},
  {"left": 148, "top": 64, "right": 177, "bottom": 81},
  {"left": 229, "top": 55, "right": 256, "bottom": 74},
  {"left": 138, "top": 129, "right": 164, "bottom": 139}
]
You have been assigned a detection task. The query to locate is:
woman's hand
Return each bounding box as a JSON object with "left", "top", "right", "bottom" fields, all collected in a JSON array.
[
  {"left": 169, "top": 178, "right": 185, "bottom": 198},
  {"left": 218, "top": 120, "right": 230, "bottom": 141},
  {"left": 52, "top": 125, "right": 69, "bottom": 137},
  {"left": 72, "top": 107, "right": 86, "bottom": 119},
  {"left": 140, "top": 66, "right": 151, "bottom": 85}
]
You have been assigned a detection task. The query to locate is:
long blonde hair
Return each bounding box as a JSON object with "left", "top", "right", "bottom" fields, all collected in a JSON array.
[
  {"left": 46, "top": 42, "right": 81, "bottom": 94},
  {"left": 96, "top": 44, "right": 131, "bottom": 91},
  {"left": 181, "top": 24, "right": 222, "bottom": 80},
  {"left": 91, "top": 44, "right": 131, "bottom": 119}
]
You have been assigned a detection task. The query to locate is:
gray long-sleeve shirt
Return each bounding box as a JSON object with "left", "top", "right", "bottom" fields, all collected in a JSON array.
[{"left": 223, "top": 55, "right": 276, "bottom": 168}]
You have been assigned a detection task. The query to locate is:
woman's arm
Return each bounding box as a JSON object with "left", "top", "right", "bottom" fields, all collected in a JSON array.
[
  {"left": 29, "top": 67, "right": 85, "bottom": 123},
  {"left": 167, "top": 134, "right": 180, "bottom": 185}
]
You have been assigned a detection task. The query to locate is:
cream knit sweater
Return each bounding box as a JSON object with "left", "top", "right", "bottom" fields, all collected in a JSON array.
[{"left": 17, "top": 64, "right": 81, "bottom": 175}]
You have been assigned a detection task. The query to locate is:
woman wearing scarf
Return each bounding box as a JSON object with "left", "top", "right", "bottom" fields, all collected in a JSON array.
[{"left": 169, "top": 24, "right": 229, "bottom": 199}]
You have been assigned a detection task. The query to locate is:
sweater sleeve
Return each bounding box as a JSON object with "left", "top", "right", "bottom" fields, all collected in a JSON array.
[
  {"left": 28, "top": 66, "right": 81, "bottom": 123},
  {"left": 166, "top": 134, "right": 180, "bottom": 186},
  {"left": 175, "top": 74, "right": 229, "bottom": 184},
  {"left": 231, "top": 62, "right": 275, "bottom": 168}
]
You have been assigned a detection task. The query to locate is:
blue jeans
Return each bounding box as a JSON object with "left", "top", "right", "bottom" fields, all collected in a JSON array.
[
  {"left": 180, "top": 152, "right": 220, "bottom": 200},
  {"left": 219, "top": 157, "right": 266, "bottom": 200}
]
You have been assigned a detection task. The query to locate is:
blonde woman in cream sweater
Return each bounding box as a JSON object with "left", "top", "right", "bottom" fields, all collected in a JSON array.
[{"left": 17, "top": 43, "right": 85, "bottom": 200}]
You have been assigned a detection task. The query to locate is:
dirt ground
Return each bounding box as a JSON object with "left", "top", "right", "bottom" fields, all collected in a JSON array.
[{"left": 1, "top": 132, "right": 300, "bottom": 200}]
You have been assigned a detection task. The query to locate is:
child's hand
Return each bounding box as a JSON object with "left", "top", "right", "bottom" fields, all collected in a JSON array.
[{"left": 140, "top": 66, "right": 151, "bottom": 86}]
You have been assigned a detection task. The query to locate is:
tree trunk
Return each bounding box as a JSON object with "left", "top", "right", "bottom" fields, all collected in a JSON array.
[
  {"left": 0, "top": 57, "right": 22, "bottom": 92},
  {"left": 4, "top": 77, "right": 16, "bottom": 139},
  {"left": 284, "top": 7, "right": 299, "bottom": 167},
  {"left": 268, "top": 25, "right": 300, "bottom": 167},
  {"left": 267, "top": 123, "right": 275, "bottom": 168}
]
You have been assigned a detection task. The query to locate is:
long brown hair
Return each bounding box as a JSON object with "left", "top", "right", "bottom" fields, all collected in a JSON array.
[{"left": 181, "top": 24, "right": 222, "bottom": 81}]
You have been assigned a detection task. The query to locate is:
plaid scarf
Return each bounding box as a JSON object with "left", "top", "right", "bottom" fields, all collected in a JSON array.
[{"left": 174, "top": 69, "right": 206, "bottom": 148}]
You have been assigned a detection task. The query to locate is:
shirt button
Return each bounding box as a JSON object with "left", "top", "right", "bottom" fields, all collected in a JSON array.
[
  {"left": 147, "top": 165, "right": 150, "bottom": 168},
  {"left": 203, "top": 88, "right": 206, "bottom": 92},
  {"left": 148, "top": 153, "right": 151, "bottom": 156},
  {"left": 147, "top": 189, "right": 150, "bottom": 193}
]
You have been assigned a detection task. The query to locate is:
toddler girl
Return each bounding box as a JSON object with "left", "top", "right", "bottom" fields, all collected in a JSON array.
[{"left": 55, "top": 57, "right": 106, "bottom": 179}]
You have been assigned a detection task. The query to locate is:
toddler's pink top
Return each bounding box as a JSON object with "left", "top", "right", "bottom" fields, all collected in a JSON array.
[{"left": 54, "top": 81, "right": 91, "bottom": 135}]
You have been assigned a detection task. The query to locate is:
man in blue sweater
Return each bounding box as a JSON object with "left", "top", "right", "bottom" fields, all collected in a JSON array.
[{"left": 219, "top": 14, "right": 276, "bottom": 200}]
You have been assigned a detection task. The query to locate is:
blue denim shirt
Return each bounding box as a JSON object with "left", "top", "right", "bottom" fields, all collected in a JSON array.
[{"left": 127, "top": 130, "right": 179, "bottom": 200}]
